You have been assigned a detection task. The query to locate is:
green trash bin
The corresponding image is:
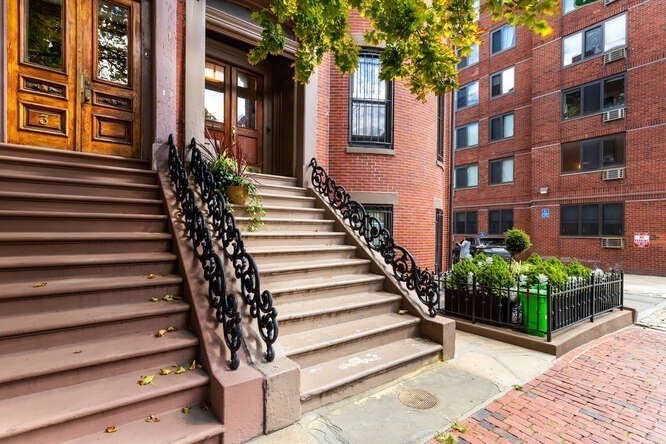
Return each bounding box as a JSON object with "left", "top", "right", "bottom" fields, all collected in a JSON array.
[{"left": 518, "top": 283, "right": 548, "bottom": 337}]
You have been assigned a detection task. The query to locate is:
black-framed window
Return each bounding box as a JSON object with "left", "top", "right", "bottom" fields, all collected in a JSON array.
[
  {"left": 435, "top": 209, "right": 444, "bottom": 274},
  {"left": 489, "top": 113, "right": 514, "bottom": 141},
  {"left": 456, "top": 81, "right": 479, "bottom": 109},
  {"left": 349, "top": 51, "right": 393, "bottom": 146},
  {"left": 437, "top": 96, "right": 445, "bottom": 161},
  {"left": 562, "top": 133, "right": 625, "bottom": 172},
  {"left": 562, "top": 14, "right": 626, "bottom": 66},
  {"left": 363, "top": 204, "right": 393, "bottom": 248},
  {"left": 488, "top": 209, "right": 514, "bottom": 235},
  {"left": 458, "top": 43, "right": 480, "bottom": 69},
  {"left": 490, "top": 66, "right": 515, "bottom": 98},
  {"left": 455, "top": 122, "right": 479, "bottom": 149},
  {"left": 562, "top": 75, "right": 625, "bottom": 119},
  {"left": 491, "top": 25, "right": 516, "bottom": 55},
  {"left": 454, "top": 211, "right": 478, "bottom": 234},
  {"left": 455, "top": 164, "right": 478, "bottom": 188},
  {"left": 560, "top": 203, "right": 624, "bottom": 236},
  {"left": 489, "top": 157, "right": 513, "bottom": 184}
]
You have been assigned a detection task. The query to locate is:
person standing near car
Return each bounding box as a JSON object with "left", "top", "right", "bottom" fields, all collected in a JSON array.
[{"left": 459, "top": 238, "right": 472, "bottom": 260}]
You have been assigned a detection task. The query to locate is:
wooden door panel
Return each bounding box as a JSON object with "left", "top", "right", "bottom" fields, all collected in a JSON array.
[{"left": 7, "top": 0, "right": 77, "bottom": 150}]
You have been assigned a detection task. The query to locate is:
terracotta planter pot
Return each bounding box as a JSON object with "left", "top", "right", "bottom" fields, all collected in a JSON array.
[{"left": 226, "top": 185, "right": 249, "bottom": 205}]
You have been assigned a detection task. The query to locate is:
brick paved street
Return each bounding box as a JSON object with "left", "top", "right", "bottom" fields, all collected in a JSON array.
[{"left": 437, "top": 326, "right": 666, "bottom": 444}]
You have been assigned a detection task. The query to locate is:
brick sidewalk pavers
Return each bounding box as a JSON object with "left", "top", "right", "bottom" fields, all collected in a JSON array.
[{"left": 438, "top": 326, "right": 666, "bottom": 444}]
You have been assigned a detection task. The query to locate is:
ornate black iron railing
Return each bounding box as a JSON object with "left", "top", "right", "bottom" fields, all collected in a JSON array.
[
  {"left": 168, "top": 135, "right": 243, "bottom": 369},
  {"left": 188, "top": 139, "right": 278, "bottom": 362},
  {"left": 308, "top": 158, "right": 439, "bottom": 316}
]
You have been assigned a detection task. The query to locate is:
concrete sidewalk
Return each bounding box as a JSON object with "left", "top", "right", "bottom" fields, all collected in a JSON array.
[{"left": 248, "top": 331, "right": 554, "bottom": 444}]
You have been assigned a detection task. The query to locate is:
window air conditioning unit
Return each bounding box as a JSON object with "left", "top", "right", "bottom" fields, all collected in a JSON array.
[
  {"left": 604, "top": 0, "right": 618, "bottom": 5},
  {"left": 602, "top": 107, "right": 626, "bottom": 122},
  {"left": 601, "top": 238, "right": 624, "bottom": 249},
  {"left": 604, "top": 47, "right": 626, "bottom": 63},
  {"left": 602, "top": 167, "right": 625, "bottom": 180}
]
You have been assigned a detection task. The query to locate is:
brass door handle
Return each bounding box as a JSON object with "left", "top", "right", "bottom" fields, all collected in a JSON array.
[
  {"left": 231, "top": 125, "right": 237, "bottom": 146},
  {"left": 81, "top": 75, "right": 91, "bottom": 104}
]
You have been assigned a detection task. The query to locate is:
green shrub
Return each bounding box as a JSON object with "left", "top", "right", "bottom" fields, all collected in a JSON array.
[
  {"left": 451, "top": 258, "right": 479, "bottom": 285},
  {"left": 476, "top": 255, "right": 515, "bottom": 289},
  {"left": 505, "top": 228, "right": 532, "bottom": 257},
  {"left": 525, "top": 253, "right": 542, "bottom": 265},
  {"left": 566, "top": 259, "right": 592, "bottom": 279}
]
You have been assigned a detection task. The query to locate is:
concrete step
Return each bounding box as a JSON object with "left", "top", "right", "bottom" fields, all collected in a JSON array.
[
  {"left": 0, "top": 172, "right": 162, "bottom": 199},
  {"left": 0, "top": 191, "right": 165, "bottom": 214},
  {"left": 258, "top": 193, "right": 318, "bottom": 208},
  {"left": 231, "top": 204, "right": 326, "bottom": 220},
  {"left": 280, "top": 313, "right": 421, "bottom": 368},
  {"left": 0, "top": 232, "right": 172, "bottom": 256},
  {"left": 259, "top": 258, "right": 371, "bottom": 286},
  {"left": 266, "top": 273, "right": 386, "bottom": 304},
  {"left": 255, "top": 182, "right": 308, "bottom": 197},
  {"left": 0, "top": 154, "right": 157, "bottom": 184},
  {"left": 248, "top": 245, "right": 358, "bottom": 264},
  {"left": 0, "top": 364, "right": 209, "bottom": 443},
  {"left": 0, "top": 142, "right": 150, "bottom": 170},
  {"left": 63, "top": 405, "right": 224, "bottom": 444},
  {"left": 0, "top": 274, "right": 184, "bottom": 315},
  {"left": 237, "top": 217, "right": 336, "bottom": 232},
  {"left": 278, "top": 291, "right": 403, "bottom": 335},
  {"left": 300, "top": 338, "right": 442, "bottom": 412},
  {"left": 241, "top": 231, "right": 347, "bottom": 248},
  {"left": 248, "top": 172, "right": 298, "bottom": 188},
  {"left": 0, "top": 330, "right": 198, "bottom": 398},
  {"left": 0, "top": 210, "right": 168, "bottom": 232},
  {"left": 0, "top": 301, "right": 190, "bottom": 354},
  {"left": 0, "top": 252, "right": 177, "bottom": 283}
]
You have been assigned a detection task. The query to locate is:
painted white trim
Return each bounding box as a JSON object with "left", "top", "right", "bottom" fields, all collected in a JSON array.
[{"left": 185, "top": 0, "right": 206, "bottom": 143}]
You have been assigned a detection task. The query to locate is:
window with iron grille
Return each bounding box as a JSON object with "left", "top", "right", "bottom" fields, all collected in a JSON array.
[
  {"left": 560, "top": 203, "right": 624, "bottom": 236},
  {"left": 562, "top": 133, "right": 625, "bottom": 173},
  {"left": 489, "top": 158, "right": 514, "bottom": 184},
  {"left": 363, "top": 204, "right": 393, "bottom": 248},
  {"left": 489, "top": 113, "right": 514, "bottom": 141},
  {"left": 349, "top": 51, "right": 393, "bottom": 147},
  {"left": 488, "top": 209, "right": 514, "bottom": 234},
  {"left": 453, "top": 211, "right": 478, "bottom": 234},
  {"left": 437, "top": 96, "right": 445, "bottom": 161},
  {"left": 562, "top": 75, "right": 625, "bottom": 119},
  {"left": 435, "top": 209, "right": 444, "bottom": 274}
]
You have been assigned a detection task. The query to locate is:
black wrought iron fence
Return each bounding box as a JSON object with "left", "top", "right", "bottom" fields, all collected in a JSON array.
[{"left": 438, "top": 271, "right": 623, "bottom": 341}]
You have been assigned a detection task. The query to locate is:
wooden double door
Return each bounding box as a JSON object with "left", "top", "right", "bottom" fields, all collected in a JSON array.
[
  {"left": 205, "top": 60, "right": 263, "bottom": 168},
  {"left": 6, "top": 0, "right": 142, "bottom": 158}
]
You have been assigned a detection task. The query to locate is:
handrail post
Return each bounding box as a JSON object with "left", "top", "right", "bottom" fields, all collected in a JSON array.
[
  {"left": 619, "top": 270, "right": 624, "bottom": 310},
  {"left": 471, "top": 275, "right": 476, "bottom": 324},
  {"left": 590, "top": 273, "right": 595, "bottom": 322},
  {"left": 546, "top": 283, "right": 552, "bottom": 342}
]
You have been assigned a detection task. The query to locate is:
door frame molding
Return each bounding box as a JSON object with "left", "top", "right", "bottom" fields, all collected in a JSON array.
[{"left": 0, "top": 0, "right": 7, "bottom": 143}]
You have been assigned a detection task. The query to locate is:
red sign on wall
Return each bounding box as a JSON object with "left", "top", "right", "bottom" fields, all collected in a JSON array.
[{"left": 634, "top": 232, "right": 650, "bottom": 248}]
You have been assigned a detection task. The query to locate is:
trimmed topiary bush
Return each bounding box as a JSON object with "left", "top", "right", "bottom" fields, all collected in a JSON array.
[{"left": 505, "top": 228, "right": 532, "bottom": 257}]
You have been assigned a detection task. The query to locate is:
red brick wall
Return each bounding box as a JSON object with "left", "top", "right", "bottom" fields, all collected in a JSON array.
[{"left": 453, "top": 0, "right": 666, "bottom": 275}]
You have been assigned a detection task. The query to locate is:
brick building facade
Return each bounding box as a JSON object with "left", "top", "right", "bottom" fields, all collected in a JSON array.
[{"left": 451, "top": 0, "right": 666, "bottom": 275}]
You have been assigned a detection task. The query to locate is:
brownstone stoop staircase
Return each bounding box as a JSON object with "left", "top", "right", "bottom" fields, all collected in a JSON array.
[{"left": 0, "top": 143, "right": 224, "bottom": 443}]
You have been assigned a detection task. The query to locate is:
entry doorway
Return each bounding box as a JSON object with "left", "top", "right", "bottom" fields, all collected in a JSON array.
[
  {"left": 205, "top": 60, "right": 263, "bottom": 169},
  {"left": 6, "top": 0, "right": 143, "bottom": 158}
]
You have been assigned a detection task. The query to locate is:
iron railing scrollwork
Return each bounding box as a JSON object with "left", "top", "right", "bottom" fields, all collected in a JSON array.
[
  {"left": 308, "top": 158, "right": 439, "bottom": 317},
  {"left": 168, "top": 135, "right": 243, "bottom": 370},
  {"left": 188, "top": 139, "right": 278, "bottom": 362}
]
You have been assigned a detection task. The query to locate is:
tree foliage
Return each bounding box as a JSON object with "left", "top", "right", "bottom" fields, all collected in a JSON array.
[
  {"left": 505, "top": 228, "right": 532, "bottom": 257},
  {"left": 249, "top": 0, "right": 558, "bottom": 100}
]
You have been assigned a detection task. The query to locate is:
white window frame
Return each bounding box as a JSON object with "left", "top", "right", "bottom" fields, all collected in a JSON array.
[{"left": 562, "top": 14, "right": 627, "bottom": 67}]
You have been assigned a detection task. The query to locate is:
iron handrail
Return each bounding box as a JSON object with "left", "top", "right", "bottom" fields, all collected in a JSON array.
[{"left": 308, "top": 158, "right": 439, "bottom": 316}]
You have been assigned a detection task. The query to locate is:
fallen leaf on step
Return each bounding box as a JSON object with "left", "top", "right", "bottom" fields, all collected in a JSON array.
[
  {"left": 162, "top": 294, "right": 175, "bottom": 302},
  {"left": 147, "top": 274, "right": 158, "bottom": 279},
  {"left": 150, "top": 297, "right": 159, "bottom": 302},
  {"left": 145, "top": 415, "right": 160, "bottom": 423},
  {"left": 73, "top": 350, "right": 82, "bottom": 354},
  {"left": 104, "top": 426, "right": 118, "bottom": 433},
  {"left": 155, "top": 329, "right": 167, "bottom": 337},
  {"left": 32, "top": 282, "right": 47, "bottom": 288},
  {"left": 138, "top": 375, "right": 155, "bottom": 386},
  {"left": 182, "top": 407, "right": 191, "bottom": 414},
  {"left": 166, "top": 326, "right": 177, "bottom": 332},
  {"left": 188, "top": 360, "right": 197, "bottom": 371},
  {"left": 174, "top": 366, "right": 186, "bottom": 374},
  {"left": 159, "top": 368, "right": 172, "bottom": 375},
  {"left": 398, "top": 309, "right": 409, "bottom": 315}
]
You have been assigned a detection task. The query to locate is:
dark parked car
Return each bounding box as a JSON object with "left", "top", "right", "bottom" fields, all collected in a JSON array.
[{"left": 452, "top": 236, "right": 511, "bottom": 263}]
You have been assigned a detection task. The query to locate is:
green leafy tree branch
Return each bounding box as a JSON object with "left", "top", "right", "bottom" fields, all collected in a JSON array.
[{"left": 248, "top": 0, "right": 558, "bottom": 101}]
